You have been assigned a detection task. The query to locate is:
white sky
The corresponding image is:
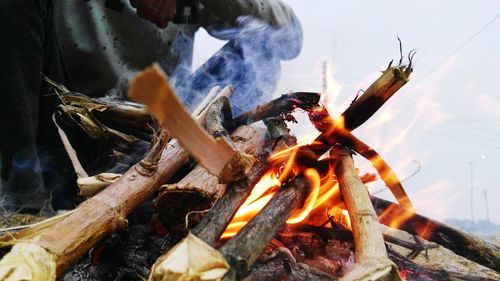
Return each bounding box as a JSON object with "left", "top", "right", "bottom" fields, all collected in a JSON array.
[{"left": 193, "top": 0, "right": 500, "bottom": 224}]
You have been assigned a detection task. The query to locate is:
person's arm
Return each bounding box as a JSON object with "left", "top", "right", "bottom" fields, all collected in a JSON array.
[
  {"left": 199, "top": 0, "right": 296, "bottom": 28},
  {"left": 199, "top": 0, "right": 302, "bottom": 60}
]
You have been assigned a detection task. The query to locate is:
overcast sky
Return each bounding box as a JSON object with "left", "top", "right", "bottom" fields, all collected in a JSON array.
[{"left": 193, "top": 0, "right": 500, "bottom": 224}]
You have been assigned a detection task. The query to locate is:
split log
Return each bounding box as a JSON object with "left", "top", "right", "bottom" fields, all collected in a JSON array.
[
  {"left": 155, "top": 125, "right": 267, "bottom": 228},
  {"left": 219, "top": 176, "right": 311, "bottom": 281},
  {"left": 129, "top": 64, "right": 255, "bottom": 184},
  {"left": 371, "top": 196, "right": 500, "bottom": 272},
  {"left": 332, "top": 146, "right": 401, "bottom": 281}
]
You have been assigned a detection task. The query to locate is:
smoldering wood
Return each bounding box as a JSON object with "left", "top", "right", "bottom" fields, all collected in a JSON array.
[
  {"left": 219, "top": 176, "right": 311, "bottom": 281},
  {"left": 228, "top": 92, "right": 321, "bottom": 131},
  {"left": 155, "top": 125, "right": 267, "bottom": 228},
  {"left": 191, "top": 117, "right": 294, "bottom": 246},
  {"left": 371, "top": 196, "right": 500, "bottom": 272},
  {"left": 387, "top": 249, "right": 497, "bottom": 281},
  {"left": 332, "top": 146, "right": 401, "bottom": 281}
]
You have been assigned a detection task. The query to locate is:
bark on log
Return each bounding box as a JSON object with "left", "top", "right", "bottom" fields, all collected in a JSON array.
[
  {"left": 371, "top": 196, "right": 500, "bottom": 272},
  {"left": 155, "top": 125, "right": 267, "bottom": 228},
  {"left": 219, "top": 176, "right": 311, "bottom": 281},
  {"left": 332, "top": 146, "right": 401, "bottom": 281}
]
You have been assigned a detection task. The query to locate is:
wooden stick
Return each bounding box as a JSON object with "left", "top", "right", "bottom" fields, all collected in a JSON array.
[
  {"left": 371, "top": 196, "right": 500, "bottom": 272},
  {"left": 219, "top": 176, "right": 311, "bottom": 281},
  {"left": 229, "top": 92, "right": 321, "bottom": 131},
  {"left": 155, "top": 125, "right": 267, "bottom": 228},
  {"left": 331, "top": 146, "right": 401, "bottom": 281}
]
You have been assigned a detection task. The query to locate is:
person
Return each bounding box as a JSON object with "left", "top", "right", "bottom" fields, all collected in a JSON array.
[{"left": 0, "top": 0, "right": 302, "bottom": 213}]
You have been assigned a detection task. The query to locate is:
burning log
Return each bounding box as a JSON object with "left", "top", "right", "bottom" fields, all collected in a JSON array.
[
  {"left": 332, "top": 146, "right": 401, "bottom": 281},
  {"left": 155, "top": 92, "right": 269, "bottom": 227},
  {"left": 219, "top": 176, "right": 311, "bottom": 281},
  {"left": 372, "top": 196, "right": 500, "bottom": 272},
  {"left": 192, "top": 118, "right": 295, "bottom": 245},
  {"left": 155, "top": 125, "right": 267, "bottom": 227}
]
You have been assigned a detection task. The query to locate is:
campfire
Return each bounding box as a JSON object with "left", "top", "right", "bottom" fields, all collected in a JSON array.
[{"left": 0, "top": 56, "right": 498, "bottom": 281}]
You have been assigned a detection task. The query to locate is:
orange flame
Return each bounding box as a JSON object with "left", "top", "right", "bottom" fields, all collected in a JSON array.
[{"left": 221, "top": 146, "right": 346, "bottom": 238}]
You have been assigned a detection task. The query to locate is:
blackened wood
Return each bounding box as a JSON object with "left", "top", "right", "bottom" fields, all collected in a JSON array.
[
  {"left": 372, "top": 196, "right": 500, "bottom": 272},
  {"left": 156, "top": 126, "right": 266, "bottom": 228},
  {"left": 205, "top": 96, "right": 233, "bottom": 139},
  {"left": 229, "top": 92, "right": 321, "bottom": 131},
  {"left": 340, "top": 62, "right": 412, "bottom": 131},
  {"left": 219, "top": 176, "right": 310, "bottom": 281},
  {"left": 192, "top": 118, "right": 294, "bottom": 245}
]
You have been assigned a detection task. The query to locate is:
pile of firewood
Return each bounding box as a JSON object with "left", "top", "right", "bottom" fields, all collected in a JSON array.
[{"left": 0, "top": 57, "right": 498, "bottom": 281}]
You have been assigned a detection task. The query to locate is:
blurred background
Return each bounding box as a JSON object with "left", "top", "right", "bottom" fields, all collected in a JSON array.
[{"left": 193, "top": 0, "right": 500, "bottom": 233}]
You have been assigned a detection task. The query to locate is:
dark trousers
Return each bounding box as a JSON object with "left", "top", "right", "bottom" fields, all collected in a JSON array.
[{"left": 0, "top": 0, "right": 72, "bottom": 211}]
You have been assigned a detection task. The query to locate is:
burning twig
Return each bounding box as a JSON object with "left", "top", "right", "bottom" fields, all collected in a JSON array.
[
  {"left": 331, "top": 146, "right": 401, "bottom": 281},
  {"left": 372, "top": 196, "right": 500, "bottom": 272},
  {"left": 229, "top": 92, "right": 321, "bottom": 131},
  {"left": 307, "top": 106, "right": 414, "bottom": 211}
]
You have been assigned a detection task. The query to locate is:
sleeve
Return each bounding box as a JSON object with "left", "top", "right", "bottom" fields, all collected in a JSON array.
[{"left": 198, "top": 0, "right": 302, "bottom": 60}]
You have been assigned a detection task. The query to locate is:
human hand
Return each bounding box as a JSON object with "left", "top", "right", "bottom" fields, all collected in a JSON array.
[{"left": 130, "top": 0, "right": 176, "bottom": 28}]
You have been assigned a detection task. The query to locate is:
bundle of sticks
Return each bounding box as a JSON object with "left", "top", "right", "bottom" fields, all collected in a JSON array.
[{"left": 0, "top": 58, "right": 498, "bottom": 281}]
